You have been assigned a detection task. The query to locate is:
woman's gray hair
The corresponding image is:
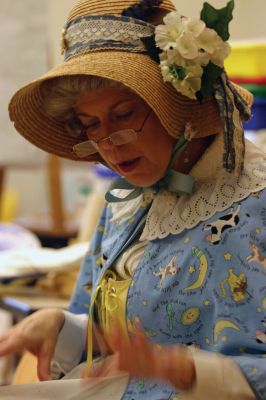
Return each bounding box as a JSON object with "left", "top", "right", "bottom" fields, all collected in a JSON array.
[{"left": 40, "top": 75, "right": 124, "bottom": 137}]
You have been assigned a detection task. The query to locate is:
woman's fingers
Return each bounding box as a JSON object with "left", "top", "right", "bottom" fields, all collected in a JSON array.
[
  {"left": 0, "top": 326, "right": 28, "bottom": 357},
  {"left": 0, "top": 308, "right": 65, "bottom": 383},
  {"left": 106, "top": 323, "right": 195, "bottom": 390},
  {"left": 107, "top": 323, "right": 155, "bottom": 376},
  {"left": 36, "top": 340, "right": 56, "bottom": 381}
]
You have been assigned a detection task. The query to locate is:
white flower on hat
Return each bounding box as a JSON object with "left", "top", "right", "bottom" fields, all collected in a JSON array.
[
  {"left": 160, "top": 52, "right": 203, "bottom": 98},
  {"left": 183, "top": 18, "right": 205, "bottom": 37},
  {"left": 176, "top": 31, "right": 199, "bottom": 60},
  {"left": 154, "top": 6, "right": 232, "bottom": 100},
  {"left": 173, "top": 64, "right": 203, "bottom": 99},
  {"left": 155, "top": 11, "right": 183, "bottom": 50},
  {"left": 211, "top": 38, "right": 231, "bottom": 67},
  {"left": 196, "top": 28, "right": 219, "bottom": 54}
]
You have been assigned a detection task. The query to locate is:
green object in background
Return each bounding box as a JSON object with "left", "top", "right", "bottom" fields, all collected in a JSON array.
[{"left": 242, "top": 84, "right": 266, "bottom": 99}]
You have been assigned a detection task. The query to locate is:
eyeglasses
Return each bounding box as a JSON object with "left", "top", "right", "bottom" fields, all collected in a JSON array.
[{"left": 72, "top": 109, "right": 152, "bottom": 158}]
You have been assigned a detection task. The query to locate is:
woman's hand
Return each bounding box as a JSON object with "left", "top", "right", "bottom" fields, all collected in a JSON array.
[
  {"left": 89, "top": 324, "right": 196, "bottom": 391},
  {"left": 0, "top": 308, "right": 65, "bottom": 381}
]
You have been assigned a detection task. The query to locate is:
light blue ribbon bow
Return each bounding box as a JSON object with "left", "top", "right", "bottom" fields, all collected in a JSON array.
[{"left": 105, "top": 133, "right": 194, "bottom": 203}]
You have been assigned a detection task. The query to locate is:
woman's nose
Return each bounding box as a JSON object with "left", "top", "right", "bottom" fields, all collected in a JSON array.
[
  {"left": 98, "top": 135, "right": 117, "bottom": 150},
  {"left": 95, "top": 120, "right": 118, "bottom": 150},
  {"left": 98, "top": 120, "right": 112, "bottom": 138}
]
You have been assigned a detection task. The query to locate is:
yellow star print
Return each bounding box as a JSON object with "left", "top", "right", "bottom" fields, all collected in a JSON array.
[
  {"left": 224, "top": 252, "right": 232, "bottom": 261},
  {"left": 239, "top": 347, "right": 246, "bottom": 353},
  {"left": 188, "top": 265, "right": 196, "bottom": 273},
  {"left": 252, "top": 367, "right": 258, "bottom": 374}
]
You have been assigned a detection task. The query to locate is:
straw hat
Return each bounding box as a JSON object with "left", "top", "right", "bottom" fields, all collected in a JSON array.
[{"left": 8, "top": 0, "right": 253, "bottom": 163}]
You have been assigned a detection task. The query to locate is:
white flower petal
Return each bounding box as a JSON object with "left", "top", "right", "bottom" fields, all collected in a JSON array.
[
  {"left": 176, "top": 32, "right": 199, "bottom": 59},
  {"left": 167, "top": 48, "right": 186, "bottom": 67},
  {"left": 159, "top": 59, "right": 173, "bottom": 82},
  {"left": 173, "top": 79, "right": 196, "bottom": 99},
  {"left": 196, "top": 51, "right": 211, "bottom": 66},
  {"left": 155, "top": 11, "right": 183, "bottom": 50},
  {"left": 184, "top": 18, "right": 205, "bottom": 37},
  {"left": 172, "top": 64, "right": 203, "bottom": 99},
  {"left": 163, "top": 11, "right": 182, "bottom": 28},
  {"left": 196, "top": 28, "right": 219, "bottom": 54},
  {"left": 211, "top": 40, "right": 231, "bottom": 67}
]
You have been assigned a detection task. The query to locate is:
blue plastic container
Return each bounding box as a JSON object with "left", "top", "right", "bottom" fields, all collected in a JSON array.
[
  {"left": 244, "top": 98, "right": 266, "bottom": 130},
  {"left": 91, "top": 164, "right": 120, "bottom": 180}
]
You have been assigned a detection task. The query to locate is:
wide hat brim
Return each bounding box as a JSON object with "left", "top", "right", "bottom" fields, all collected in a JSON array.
[{"left": 9, "top": 49, "right": 253, "bottom": 163}]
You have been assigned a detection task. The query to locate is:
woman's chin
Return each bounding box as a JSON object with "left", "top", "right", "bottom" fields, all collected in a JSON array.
[{"left": 124, "top": 175, "right": 160, "bottom": 188}]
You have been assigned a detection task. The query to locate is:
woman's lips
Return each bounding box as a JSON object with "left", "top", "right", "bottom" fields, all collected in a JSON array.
[{"left": 117, "top": 157, "right": 141, "bottom": 173}]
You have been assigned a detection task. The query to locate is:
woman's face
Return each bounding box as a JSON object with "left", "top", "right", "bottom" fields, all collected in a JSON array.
[{"left": 76, "top": 86, "right": 176, "bottom": 187}]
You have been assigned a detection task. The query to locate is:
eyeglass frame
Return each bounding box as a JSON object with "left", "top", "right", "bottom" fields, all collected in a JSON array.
[{"left": 72, "top": 108, "right": 152, "bottom": 158}]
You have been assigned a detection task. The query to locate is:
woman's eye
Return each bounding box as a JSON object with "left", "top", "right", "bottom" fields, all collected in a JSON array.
[
  {"left": 115, "top": 110, "right": 134, "bottom": 120},
  {"left": 83, "top": 121, "right": 99, "bottom": 131}
]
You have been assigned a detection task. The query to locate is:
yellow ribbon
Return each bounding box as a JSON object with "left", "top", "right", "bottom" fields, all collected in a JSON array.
[{"left": 86, "top": 270, "right": 132, "bottom": 374}]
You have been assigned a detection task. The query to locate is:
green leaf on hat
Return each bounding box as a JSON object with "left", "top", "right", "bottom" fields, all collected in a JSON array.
[
  {"left": 198, "top": 62, "right": 223, "bottom": 99},
  {"left": 169, "top": 65, "right": 186, "bottom": 80},
  {"left": 141, "top": 35, "right": 161, "bottom": 63},
  {"left": 200, "top": 0, "right": 234, "bottom": 41}
]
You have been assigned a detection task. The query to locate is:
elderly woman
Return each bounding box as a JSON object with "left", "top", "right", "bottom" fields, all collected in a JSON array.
[{"left": 0, "top": 0, "right": 265, "bottom": 399}]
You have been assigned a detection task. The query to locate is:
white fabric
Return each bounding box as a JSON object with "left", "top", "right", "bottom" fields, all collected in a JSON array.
[
  {"left": 115, "top": 239, "right": 148, "bottom": 279},
  {"left": 0, "top": 242, "right": 89, "bottom": 277},
  {"left": 0, "top": 373, "right": 129, "bottom": 400},
  {"left": 183, "top": 349, "right": 255, "bottom": 399},
  {"left": 51, "top": 311, "right": 88, "bottom": 379},
  {"left": 109, "top": 191, "right": 154, "bottom": 224},
  {"left": 141, "top": 137, "right": 266, "bottom": 240}
]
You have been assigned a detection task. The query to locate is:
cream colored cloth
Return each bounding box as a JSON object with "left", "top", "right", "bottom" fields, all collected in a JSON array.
[
  {"left": 184, "top": 349, "right": 255, "bottom": 400},
  {"left": 0, "top": 242, "right": 88, "bottom": 277},
  {"left": 0, "top": 372, "right": 129, "bottom": 400}
]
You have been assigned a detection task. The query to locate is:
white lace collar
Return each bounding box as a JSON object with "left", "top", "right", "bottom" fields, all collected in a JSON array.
[
  {"left": 108, "top": 135, "right": 266, "bottom": 240},
  {"left": 140, "top": 135, "right": 266, "bottom": 240}
]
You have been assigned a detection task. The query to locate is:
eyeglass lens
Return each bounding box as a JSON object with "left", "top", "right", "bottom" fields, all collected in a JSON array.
[{"left": 72, "top": 109, "right": 151, "bottom": 158}]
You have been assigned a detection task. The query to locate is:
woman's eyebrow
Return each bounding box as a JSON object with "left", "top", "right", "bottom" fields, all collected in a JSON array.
[
  {"left": 76, "top": 111, "right": 96, "bottom": 118},
  {"left": 76, "top": 98, "right": 138, "bottom": 118},
  {"left": 110, "top": 98, "right": 137, "bottom": 110}
]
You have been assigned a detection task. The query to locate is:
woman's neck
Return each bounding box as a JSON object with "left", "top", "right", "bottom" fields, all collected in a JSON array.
[{"left": 174, "top": 135, "right": 215, "bottom": 174}]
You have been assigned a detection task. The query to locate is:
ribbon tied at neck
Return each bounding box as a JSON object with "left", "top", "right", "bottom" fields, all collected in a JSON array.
[{"left": 105, "top": 133, "right": 195, "bottom": 203}]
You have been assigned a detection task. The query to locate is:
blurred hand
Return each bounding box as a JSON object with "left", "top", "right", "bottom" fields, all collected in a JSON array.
[
  {"left": 0, "top": 308, "right": 65, "bottom": 380},
  {"left": 104, "top": 324, "right": 196, "bottom": 391},
  {"left": 87, "top": 353, "right": 121, "bottom": 378}
]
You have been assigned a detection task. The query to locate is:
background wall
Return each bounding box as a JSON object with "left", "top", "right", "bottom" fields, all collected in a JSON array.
[
  {"left": 2, "top": 0, "right": 266, "bottom": 220},
  {"left": 175, "top": 0, "right": 266, "bottom": 40}
]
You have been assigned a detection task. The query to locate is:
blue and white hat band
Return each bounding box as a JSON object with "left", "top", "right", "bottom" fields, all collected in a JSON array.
[{"left": 61, "top": 15, "right": 155, "bottom": 61}]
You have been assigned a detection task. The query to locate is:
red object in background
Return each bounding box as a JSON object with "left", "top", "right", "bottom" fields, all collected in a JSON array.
[{"left": 231, "top": 76, "right": 266, "bottom": 85}]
